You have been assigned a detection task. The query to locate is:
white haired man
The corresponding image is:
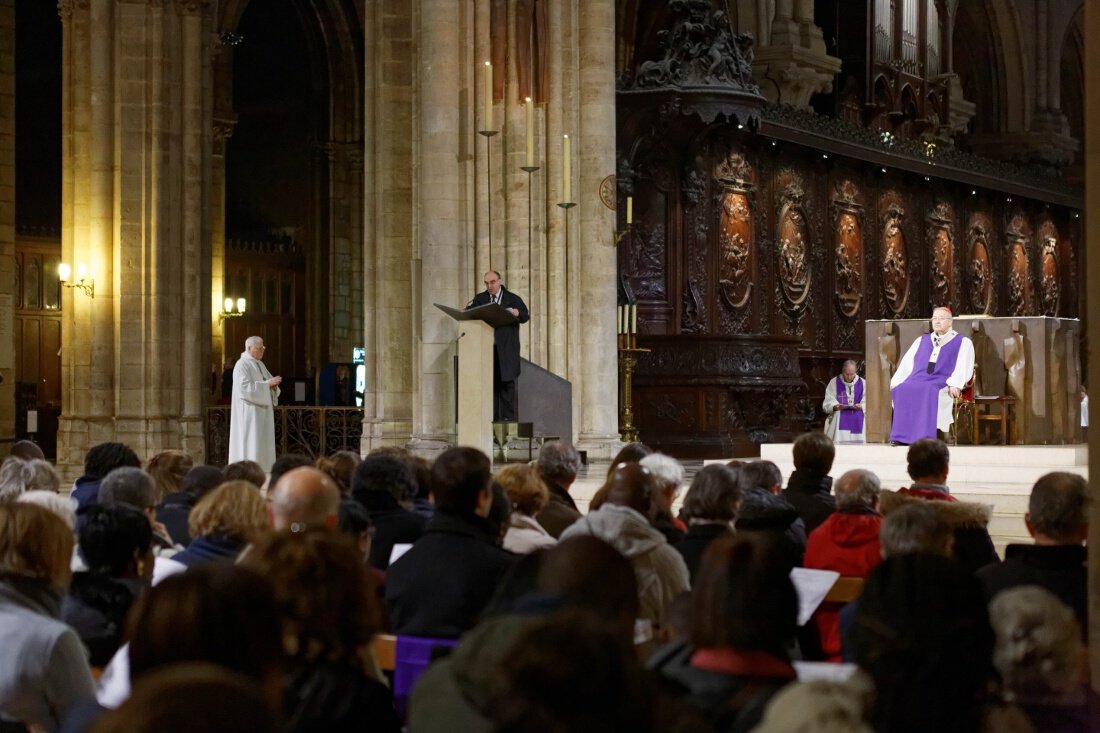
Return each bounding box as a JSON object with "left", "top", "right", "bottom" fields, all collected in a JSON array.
[
  {"left": 228, "top": 336, "right": 282, "bottom": 472},
  {"left": 823, "top": 360, "right": 866, "bottom": 443}
]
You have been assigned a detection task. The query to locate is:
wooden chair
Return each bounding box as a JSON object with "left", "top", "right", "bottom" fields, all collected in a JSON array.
[
  {"left": 950, "top": 369, "right": 977, "bottom": 445},
  {"left": 823, "top": 576, "right": 864, "bottom": 604},
  {"left": 370, "top": 633, "right": 397, "bottom": 672}
]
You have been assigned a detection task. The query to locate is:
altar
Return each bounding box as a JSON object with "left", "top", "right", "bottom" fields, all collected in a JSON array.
[{"left": 864, "top": 317, "right": 1082, "bottom": 445}]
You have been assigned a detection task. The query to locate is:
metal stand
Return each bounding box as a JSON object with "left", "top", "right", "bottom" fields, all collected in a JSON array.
[
  {"left": 478, "top": 129, "right": 499, "bottom": 283},
  {"left": 523, "top": 164, "right": 539, "bottom": 358},
  {"left": 557, "top": 201, "right": 575, "bottom": 374},
  {"left": 618, "top": 342, "right": 650, "bottom": 442}
]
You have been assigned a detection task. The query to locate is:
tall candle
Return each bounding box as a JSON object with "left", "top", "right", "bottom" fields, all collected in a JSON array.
[
  {"left": 483, "top": 62, "right": 493, "bottom": 130},
  {"left": 626, "top": 196, "right": 633, "bottom": 225},
  {"left": 617, "top": 305, "right": 623, "bottom": 334},
  {"left": 632, "top": 304, "right": 638, "bottom": 334},
  {"left": 562, "top": 134, "right": 571, "bottom": 202},
  {"left": 525, "top": 97, "right": 534, "bottom": 167}
]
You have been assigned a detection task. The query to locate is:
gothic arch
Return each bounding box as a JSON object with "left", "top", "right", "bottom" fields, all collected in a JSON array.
[{"left": 953, "top": 0, "right": 1028, "bottom": 134}]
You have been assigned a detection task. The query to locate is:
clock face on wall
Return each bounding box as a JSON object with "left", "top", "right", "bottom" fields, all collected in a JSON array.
[{"left": 599, "top": 174, "right": 616, "bottom": 210}]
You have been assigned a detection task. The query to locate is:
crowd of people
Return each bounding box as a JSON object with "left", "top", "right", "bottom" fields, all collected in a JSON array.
[{"left": 0, "top": 433, "right": 1093, "bottom": 732}]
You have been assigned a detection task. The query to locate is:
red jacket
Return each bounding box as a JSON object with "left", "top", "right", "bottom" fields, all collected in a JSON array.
[{"left": 804, "top": 507, "right": 883, "bottom": 661}]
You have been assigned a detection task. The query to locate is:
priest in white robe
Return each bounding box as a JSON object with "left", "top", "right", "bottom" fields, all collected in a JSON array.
[
  {"left": 228, "top": 336, "right": 282, "bottom": 472},
  {"left": 889, "top": 307, "right": 975, "bottom": 444},
  {"left": 823, "top": 360, "right": 866, "bottom": 442}
]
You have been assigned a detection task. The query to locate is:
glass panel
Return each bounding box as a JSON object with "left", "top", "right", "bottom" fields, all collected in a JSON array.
[
  {"left": 25, "top": 257, "right": 41, "bottom": 310},
  {"left": 235, "top": 270, "right": 247, "bottom": 299},
  {"left": 13, "top": 255, "right": 22, "bottom": 309},
  {"left": 43, "top": 256, "right": 61, "bottom": 311},
  {"left": 281, "top": 277, "right": 292, "bottom": 314},
  {"left": 251, "top": 271, "right": 263, "bottom": 312},
  {"left": 266, "top": 277, "right": 277, "bottom": 314}
]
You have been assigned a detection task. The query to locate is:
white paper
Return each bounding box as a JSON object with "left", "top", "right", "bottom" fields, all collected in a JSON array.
[
  {"left": 294, "top": 381, "right": 306, "bottom": 402},
  {"left": 389, "top": 543, "right": 413, "bottom": 565},
  {"left": 26, "top": 410, "right": 38, "bottom": 433},
  {"left": 790, "top": 567, "right": 840, "bottom": 626},
  {"left": 794, "top": 661, "right": 859, "bottom": 683}
]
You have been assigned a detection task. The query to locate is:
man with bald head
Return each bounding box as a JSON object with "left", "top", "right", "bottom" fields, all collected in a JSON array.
[
  {"left": 466, "top": 271, "right": 529, "bottom": 421},
  {"left": 560, "top": 463, "right": 689, "bottom": 636},
  {"left": 268, "top": 467, "right": 341, "bottom": 531},
  {"left": 888, "top": 307, "right": 974, "bottom": 444},
  {"left": 804, "top": 469, "right": 885, "bottom": 660}
]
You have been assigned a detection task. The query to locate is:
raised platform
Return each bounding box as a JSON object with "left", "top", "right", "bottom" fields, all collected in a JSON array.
[{"left": 757, "top": 443, "right": 1088, "bottom": 556}]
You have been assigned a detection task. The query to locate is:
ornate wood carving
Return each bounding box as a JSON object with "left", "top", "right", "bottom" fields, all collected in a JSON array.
[
  {"left": 715, "top": 150, "right": 755, "bottom": 319},
  {"left": 776, "top": 181, "right": 810, "bottom": 307},
  {"left": 880, "top": 199, "right": 909, "bottom": 314},
  {"left": 1005, "top": 214, "right": 1032, "bottom": 316},
  {"left": 1037, "top": 220, "right": 1060, "bottom": 316},
  {"left": 966, "top": 217, "right": 993, "bottom": 314},
  {"left": 832, "top": 179, "right": 863, "bottom": 319},
  {"left": 927, "top": 201, "right": 954, "bottom": 308}
]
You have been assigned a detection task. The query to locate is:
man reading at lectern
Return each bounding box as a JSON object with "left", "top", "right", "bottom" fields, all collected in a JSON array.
[
  {"left": 467, "top": 271, "right": 529, "bottom": 421},
  {"left": 889, "top": 306, "right": 974, "bottom": 445}
]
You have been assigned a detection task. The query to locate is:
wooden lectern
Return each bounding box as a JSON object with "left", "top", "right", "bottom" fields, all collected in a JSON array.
[{"left": 435, "top": 303, "right": 518, "bottom": 458}]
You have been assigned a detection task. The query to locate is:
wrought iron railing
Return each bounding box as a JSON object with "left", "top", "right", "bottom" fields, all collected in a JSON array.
[{"left": 205, "top": 407, "right": 364, "bottom": 466}]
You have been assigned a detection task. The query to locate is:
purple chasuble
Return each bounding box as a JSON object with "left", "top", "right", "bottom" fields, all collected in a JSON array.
[
  {"left": 836, "top": 376, "right": 865, "bottom": 433},
  {"left": 889, "top": 333, "right": 964, "bottom": 444}
]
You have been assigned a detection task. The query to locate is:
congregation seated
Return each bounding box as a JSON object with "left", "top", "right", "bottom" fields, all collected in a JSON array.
[
  {"left": 736, "top": 460, "right": 806, "bottom": 568},
  {"left": 878, "top": 438, "right": 999, "bottom": 573},
  {"left": 649, "top": 534, "right": 799, "bottom": 733},
  {"left": 154, "top": 465, "right": 224, "bottom": 547},
  {"left": 268, "top": 467, "right": 341, "bottom": 531},
  {"left": 63, "top": 506, "right": 153, "bottom": 667},
  {"left": 803, "top": 468, "right": 884, "bottom": 661},
  {"left": 315, "top": 450, "right": 361, "bottom": 497},
  {"left": 9, "top": 440, "right": 46, "bottom": 461},
  {"left": 560, "top": 462, "right": 689, "bottom": 638},
  {"left": 640, "top": 453, "right": 687, "bottom": 543},
  {"left": 266, "top": 454, "right": 314, "bottom": 492},
  {"left": 672, "top": 463, "right": 741, "bottom": 581},
  {"left": 352, "top": 453, "right": 427, "bottom": 569},
  {"left": 976, "top": 471, "right": 1088, "bottom": 631},
  {"left": 780, "top": 431, "right": 837, "bottom": 534},
  {"left": 70, "top": 443, "right": 141, "bottom": 521},
  {"left": 0, "top": 456, "right": 61, "bottom": 501},
  {"left": 495, "top": 464, "right": 556, "bottom": 554},
  {"left": 384, "top": 447, "right": 515, "bottom": 638},
  {"left": 240, "top": 528, "right": 402, "bottom": 733},
  {"left": 96, "top": 468, "right": 177, "bottom": 554},
  {"left": 0, "top": 503, "right": 95, "bottom": 731},
  {"left": 145, "top": 451, "right": 193, "bottom": 514},
  {"left": 17, "top": 490, "right": 77, "bottom": 531},
  {"left": 222, "top": 459, "right": 266, "bottom": 490},
  {"left": 532, "top": 440, "right": 583, "bottom": 538}
]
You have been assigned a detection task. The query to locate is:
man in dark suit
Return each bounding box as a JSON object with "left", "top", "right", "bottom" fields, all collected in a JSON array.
[{"left": 466, "top": 271, "right": 529, "bottom": 421}]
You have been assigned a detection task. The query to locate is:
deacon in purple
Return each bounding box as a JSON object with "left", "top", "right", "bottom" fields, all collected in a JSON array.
[
  {"left": 889, "top": 307, "right": 975, "bottom": 444},
  {"left": 824, "top": 359, "right": 866, "bottom": 442}
]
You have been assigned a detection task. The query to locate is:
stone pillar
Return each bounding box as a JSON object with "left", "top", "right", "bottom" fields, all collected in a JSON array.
[
  {"left": 210, "top": 115, "right": 235, "bottom": 382},
  {"left": 1085, "top": 0, "right": 1100, "bottom": 684},
  {"left": 361, "top": 0, "right": 415, "bottom": 451},
  {"left": 752, "top": 0, "right": 842, "bottom": 109},
  {"left": 57, "top": 0, "right": 214, "bottom": 470},
  {"left": 410, "top": 0, "right": 469, "bottom": 454},
  {"left": 573, "top": 0, "right": 620, "bottom": 459},
  {"left": 0, "top": 0, "right": 14, "bottom": 447}
]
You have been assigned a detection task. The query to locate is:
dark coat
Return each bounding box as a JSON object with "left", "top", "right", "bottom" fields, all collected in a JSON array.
[
  {"left": 468, "top": 287, "right": 530, "bottom": 381},
  {"left": 880, "top": 486, "right": 999, "bottom": 574},
  {"left": 673, "top": 523, "right": 731, "bottom": 582},
  {"left": 71, "top": 477, "right": 103, "bottom": 521},
  {"left": 737, "top": 488, "right": 807, "bottom": 568},
  {"left": 534, "top": 481, "right": 581, "bottom": 539},
  {"left": 61, "top": 575, "right": 141, "bottom": 668},
  {"left": 355, "top": 491, "right": 429, "bottom": 570},
  {"left": 781, "top": 470, "right": 835, "bottom": 535},
  {"left": 156, "top": 491, "right": 197, "bottom": 547},
  {"left": 649, "top": 640, "right": 796, "bottom": 733},
  {"left": 284, "top": 661, "right": 401, "bottom": 733},
  {"left": 169, "top": 533, "right": 245, "bottom": 568},
  {"left": 976, "top": 543, "right": 1088, "bottom": 631},
  {"left": 384, "top": 511, "right": 515, "bottom": 638}
]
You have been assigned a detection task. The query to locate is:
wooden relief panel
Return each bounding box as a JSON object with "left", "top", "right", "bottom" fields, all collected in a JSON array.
[
  {"left": 832, "top": 180, "right": 863, "bottom": 319},
  {"left": 927, "top": 202, "right": 954, "bottom": 308},
  {"left": 880, "top": 199, "right": 909, "bottom": 314},
  {"left": 681, "top": 147, "right": 709, "bottom": 334},
  {"left": 714, "top": 150, "right": 755, "bottom": 329},
  {"left": 627, "top": 143, "right": 674, "bottom": 308},
  {"left": 1037, "top": 220, "right": 1060, "bottom": 316},
  {"left": 1005, "top": 214, "right": 1032, "bottom": 316},
  {"left": 776, "top": 181, "right": 810, "bottom": 307},
  {"left": 966, "top": 215, "right": 993, "bottom": 314}
]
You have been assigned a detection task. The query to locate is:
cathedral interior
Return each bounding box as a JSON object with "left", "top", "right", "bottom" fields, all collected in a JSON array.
[{"left": 0, "top": 0, "right": 1091, "bottom": 470}]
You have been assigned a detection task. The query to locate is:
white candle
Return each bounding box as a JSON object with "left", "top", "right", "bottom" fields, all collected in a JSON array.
[
  {"left": 617, "top": 305, "right": 623, "bottom": 334},
  {"left": 631, "top": 304, "right": 637, "bottom": 334},
  {"left": 627, "top": 196, "right": 633, "bottom": 225},
  {"left": 483, "top": 62, "right": 493, "bottom": 130},
  {"left": 562, "top": 134, "right": 571, "bottom": 202},
  {"left": 525, "top": 97, "right": 534, "bottom": 167}
]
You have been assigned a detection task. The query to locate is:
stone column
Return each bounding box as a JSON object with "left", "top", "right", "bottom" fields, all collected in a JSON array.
[
  {"left": 410, "top": 0, "right": 470, "bottom": 454},
  {"left": 1085, "top": 0, "right": 1100, "bottom": 683},
  {"left": 752, "top": 0, "right": 842, "bottom": 109},
  {"left": 0, "top": 0, "right": 14, "bottom": 445},
  {"left": 573, "top": 0, "right": 620, "bottom": 459},
  {"left": 361, "top": 0, "right": 416, "bottom": 451},
  {"left": 57, "top": 0, "right": 214, "bottom": 470},
  {"left": 210, "top": 115, "right": 235, "bottom": 381}
]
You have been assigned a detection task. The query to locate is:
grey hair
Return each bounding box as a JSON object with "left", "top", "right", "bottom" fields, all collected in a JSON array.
[
  {"left": 835, "top": 469, "right": 880, "bottom": 510},
  {"left": 98, "top": 467, "right": 157, "bottom": 511},
  {"left": 0, "top": 457, "right": 60, "bottom": 502},
  {"left": 17, "top": 491, "right": 77, "bottom": 531},
  {"left": 536, "top": 441, "right": 582, "bottom": 483},
  {"left": 879, "top": 502, "right": 952, "bottom": 558},
  {"left": 639, "top": 453, "right": 684, "bottom": 492},
  {"left": 990, "top": 586, "right": 1083, "bottom": 702},
  {"left": 842, "top": 359, "right": 859, "bottom": 370},
  {"left": 245, "top": 335, "right": 263, "bottom": 349}
]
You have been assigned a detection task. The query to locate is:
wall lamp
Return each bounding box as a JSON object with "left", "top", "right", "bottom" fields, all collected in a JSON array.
[
  {"left": 58, "top": 263, "right": 94, "bottom": 298},
  {"left": 220, "top": 297, "right": 247, "bottom": 319}
]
